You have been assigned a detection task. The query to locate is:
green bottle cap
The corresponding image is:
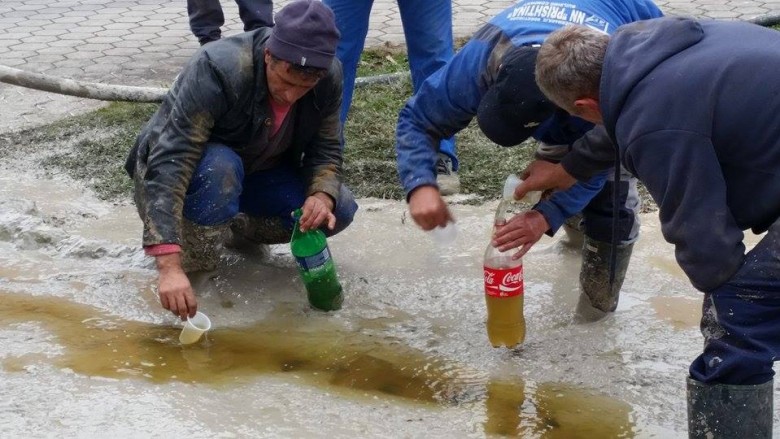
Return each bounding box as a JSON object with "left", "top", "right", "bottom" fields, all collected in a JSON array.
[{"left": 291, "top": 208, "right": 303, "bottom": 220}]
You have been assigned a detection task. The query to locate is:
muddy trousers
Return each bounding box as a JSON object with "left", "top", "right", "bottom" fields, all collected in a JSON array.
[
  {"left": 179, "top": 144, "right": 358, "bottom": 268},
  {"left": 687, "top": 219, "right": 780, "bottom": 438},
  {"left": 322, "top": 0, "right": 457, "bottom": 167},
  {"left": 183, "top": 144, "right": 358, "bottom": 234},
  {"left": 187, "top": 0, "right": 273, "bottom": 45}
]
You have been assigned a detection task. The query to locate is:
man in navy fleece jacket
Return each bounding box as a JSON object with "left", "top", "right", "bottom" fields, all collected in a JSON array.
[{"left": 522, "top": 17, "right": 780, "bottom": 438}]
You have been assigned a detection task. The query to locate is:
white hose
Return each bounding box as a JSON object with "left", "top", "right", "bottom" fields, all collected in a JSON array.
[{"left": 0, "top": 64, "right": 409, "bottom": 103}]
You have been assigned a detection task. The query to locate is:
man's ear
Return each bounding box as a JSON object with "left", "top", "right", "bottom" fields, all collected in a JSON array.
[{"left": 573, "top": 97, "right": 603, "bottom": 124}]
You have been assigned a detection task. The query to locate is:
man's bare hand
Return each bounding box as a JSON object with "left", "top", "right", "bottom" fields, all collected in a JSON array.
[
  {"left": 493, "top": 210, "right": 550, "bottom": 259},
  {"left": 299, "top": 192, "right": 336, "bottom": 231},
  {"left": 516, "top": 160, "right": 577, "bottom": 201},
  {"left": 408, "top": 185, "right": 454, "bottom": 231},
  {"left": 156, "top": 253, "right": 197, "bottom": 320}
]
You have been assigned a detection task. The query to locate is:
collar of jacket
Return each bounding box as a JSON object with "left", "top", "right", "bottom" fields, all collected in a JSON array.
[{"left": 249, "top": 29, "right": 273, "bottom": 132}]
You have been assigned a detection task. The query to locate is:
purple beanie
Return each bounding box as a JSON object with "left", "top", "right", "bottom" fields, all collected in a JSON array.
[{"left": 267, "top": 0, "right": 340, "bottom": 70}]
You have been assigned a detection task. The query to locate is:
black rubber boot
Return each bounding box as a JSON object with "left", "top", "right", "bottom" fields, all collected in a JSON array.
[
  {"left": 687, "top": 377, "right": 773, "bottom": 438},
  {"left": 180, "top": 219, "right": 230, "bottom": 273},
  {"left": 575, "top": 236, "right": 633, "bottom": 321}
]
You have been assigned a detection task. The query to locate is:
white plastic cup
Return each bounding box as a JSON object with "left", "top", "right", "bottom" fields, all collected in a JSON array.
[
  {"left": 429, "top": 221, "right": 458, "bottom": 246},
  {"left": 179, "top": 311, "right": 212, "bottom": 345},
  {"left": 503, "top": 174, "right": 522, "bottom": 200}
]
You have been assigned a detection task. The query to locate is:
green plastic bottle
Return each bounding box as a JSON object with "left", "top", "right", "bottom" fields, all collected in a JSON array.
[{"left": 290, "top": 208, "right": 344, "bottom": 311}]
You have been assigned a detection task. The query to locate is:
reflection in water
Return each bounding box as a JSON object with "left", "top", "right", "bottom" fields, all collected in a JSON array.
[
  {"left": 0, "top": 292, "right": 634, "bottom": 436},
  {"left": 0, "top": 291, "right": 480, "bottom": 403},
  {"left": 484, "top": 379, "right": 525, "bottom": 436},
  {"left": 530, "top": 383, "right": 634, "bottom": 438},
  {"left": 483, "top": 380, "right": 634, "bottom": 438}
]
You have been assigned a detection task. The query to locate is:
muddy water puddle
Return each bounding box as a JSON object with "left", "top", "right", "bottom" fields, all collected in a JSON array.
[
  {"left": 0, "top": 291, "right": 635, "bottom": 437},
  {"left": 650, "top": 296, "right": 701, "bottom": 330}
]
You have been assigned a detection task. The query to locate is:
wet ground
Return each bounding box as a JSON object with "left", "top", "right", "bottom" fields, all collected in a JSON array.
[
  {"left": 2, "top": 0, "right": 778, "bottom": 435},
  {"left": 3, "top": 165, "right": 776, "bottom": 438}
]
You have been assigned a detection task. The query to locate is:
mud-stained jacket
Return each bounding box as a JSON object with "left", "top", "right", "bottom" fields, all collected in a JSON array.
[
  {"left": 125, "top": 28, "right": 343, "bottom": 248},
  {"left": 395, "top": 0, "right": 662, "bottom": 233}
]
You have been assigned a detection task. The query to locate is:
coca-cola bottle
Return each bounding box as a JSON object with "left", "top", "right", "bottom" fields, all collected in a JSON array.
[
  {"left": 482, "top": 175, "right": 540, "bottom": 347},
  {"left": 483, "top": 197, "right": 527, "bottom": 348}
]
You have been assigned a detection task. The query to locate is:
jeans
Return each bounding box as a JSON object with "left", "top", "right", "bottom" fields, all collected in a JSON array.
[
  {"left": 187, "top": 0, "right": 273, "bottom": 45},
  {"left": 182, "top": 144, "right": 358, "bottom": 236},
  {"left": 322, "top": 0, "right": 458, "bottom": 168},
  {"left": 689, "top": 218, "right": 780, "bottom": 385}
]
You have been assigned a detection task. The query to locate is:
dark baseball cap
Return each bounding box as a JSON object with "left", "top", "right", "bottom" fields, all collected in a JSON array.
[{"left": 477, "top": 46, "right": 558, "bottom": 146}]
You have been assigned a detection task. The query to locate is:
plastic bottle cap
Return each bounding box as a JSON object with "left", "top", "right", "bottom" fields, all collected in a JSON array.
[{"left": 291, "top": 208, "right": 303, "bottom": 220}]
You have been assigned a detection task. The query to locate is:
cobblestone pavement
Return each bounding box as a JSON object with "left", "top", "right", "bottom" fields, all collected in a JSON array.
[{"left": 0, "top": 0, "right": 777, "bottom": 131}]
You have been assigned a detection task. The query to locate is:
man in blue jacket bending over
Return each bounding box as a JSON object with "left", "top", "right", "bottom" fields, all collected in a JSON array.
[
  {"left": 395, "top": 0, "right": 663, "bottom": 320},
  {"left": 526, "top": 18, "right": 780, "bottom": 437}
]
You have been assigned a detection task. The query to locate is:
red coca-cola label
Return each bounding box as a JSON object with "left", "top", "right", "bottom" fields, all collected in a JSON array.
[{"left": 483, "top": 265, "right": 524, "bottom": 297}]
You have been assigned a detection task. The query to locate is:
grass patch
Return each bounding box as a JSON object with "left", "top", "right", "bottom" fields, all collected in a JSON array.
[
  {"left": 0, "top": 47, "right": 536, "bottom": 205},
  {"left": 0, "top": 45, "right": 654, "bottom": 212},
  {"left": 0, "top": 102, "right": 157, "bottom": 201},
  {"left": 343, "top": 77, "right": 535, "bottom": 200},
  {"left": 356, "top": 45, "right": 410, "bottom": 77}
]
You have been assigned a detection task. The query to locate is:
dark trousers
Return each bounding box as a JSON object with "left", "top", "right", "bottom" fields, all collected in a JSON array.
[
  {"left": 182, "top": 144, "right": 358, "bottom": 236},
  {"left": 187, "top": 0, "right": 273, "bottom": 45},
  {"left": 535, "top": 142, "right": 640, "bottom": 245},
  {"left": 582, "top": 166, "right": 640, "bottom": 244},
  {"left": 690, "top": 218, "right": 780, "bottom": 385}
]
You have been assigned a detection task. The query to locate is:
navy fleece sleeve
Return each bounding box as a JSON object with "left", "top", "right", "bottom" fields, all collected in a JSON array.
[
  {"left": 623, "top": 130, "right": 745, "bottom": 291},
  {"left": 560, "top": 125, "right": 616, "bottom": 181}
]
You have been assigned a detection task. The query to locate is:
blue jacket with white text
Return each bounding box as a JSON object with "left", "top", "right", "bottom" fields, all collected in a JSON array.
[{"left": 395, "top": 0, "right": 662, "bottom": 233}]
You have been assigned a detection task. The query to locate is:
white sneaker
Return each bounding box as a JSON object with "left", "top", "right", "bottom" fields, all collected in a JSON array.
[{"left": 436, "top": 153, "right": 461, "bottom": 196}]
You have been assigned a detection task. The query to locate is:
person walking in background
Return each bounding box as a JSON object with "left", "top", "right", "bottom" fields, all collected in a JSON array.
[
  {"left": 524, "top": 18, "right": 780, "bottom": 437},
  {"left": 188, "top": 0, "right": 274, "bottom": 46},
  {"left": 322, "top": 0, "right": 460, "bottom": 194}
]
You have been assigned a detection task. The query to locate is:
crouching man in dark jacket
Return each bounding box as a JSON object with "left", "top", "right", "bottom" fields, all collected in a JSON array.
[
  {"left": 125, "top": 0, "right": 358, "bottom": 320},
  {"left": 519, "top": 18, "right": 780, "bottom": 438}
]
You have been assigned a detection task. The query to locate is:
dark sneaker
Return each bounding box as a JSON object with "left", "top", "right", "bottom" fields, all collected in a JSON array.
[{"left": 436, "top": 153, "right": 461, "bottom": 196}]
